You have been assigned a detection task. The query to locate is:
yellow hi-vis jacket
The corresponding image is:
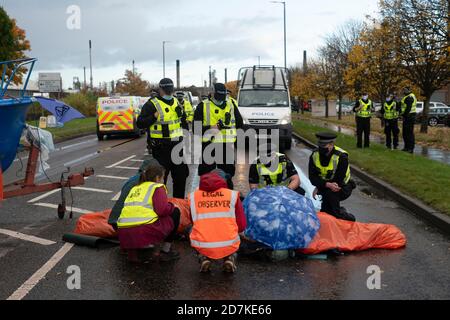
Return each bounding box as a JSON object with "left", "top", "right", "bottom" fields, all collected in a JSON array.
[
  {"left": 202, "top": 99, "right": 237, "bottom": 143},
  {"left": 312, "top": 147, "right": 351, "bottom": 184},
  {"left": 149, "top": 98, "right": 183, "bottom": 139},
  {"left": 117, "top": 182, "right": 165, "bottom": 228},
  {"left": 356, "top": 99, "right": 373, "bottom": 118},
  {"left": 401, "top": 93, "right": 417, "bottom": 115},
  {"left": 256, "top": 153, "right": 290, "bottom": 188}
]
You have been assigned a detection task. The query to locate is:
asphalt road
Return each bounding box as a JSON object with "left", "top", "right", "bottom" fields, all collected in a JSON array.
[{"left": 0, "top": 135, "right": 449, "bottom": 300}]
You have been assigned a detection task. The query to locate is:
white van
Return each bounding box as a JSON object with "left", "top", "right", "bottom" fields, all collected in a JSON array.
[{"left": 237, "top": 66, "right": 293, "bottom": 150}]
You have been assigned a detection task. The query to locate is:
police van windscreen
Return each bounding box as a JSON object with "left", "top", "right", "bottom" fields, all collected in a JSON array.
[{"left": 238, "top": 90, "right": 289, "bottom": 108}]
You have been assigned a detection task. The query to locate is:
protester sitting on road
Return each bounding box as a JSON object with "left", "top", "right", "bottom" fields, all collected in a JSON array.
[
  {"left": 117, "top": 160, "right": 181, "bottom": 263},
  {"left": 188, "top": 170, "right": 246, "bottom": 273},
  {"left": 249, "top": 150, "right": 306, "bottom": 196}
]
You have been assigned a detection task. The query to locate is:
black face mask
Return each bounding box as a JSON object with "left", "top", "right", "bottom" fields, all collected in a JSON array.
[{"left": 319, "top": 147, "right": 330, "bottom": 156}]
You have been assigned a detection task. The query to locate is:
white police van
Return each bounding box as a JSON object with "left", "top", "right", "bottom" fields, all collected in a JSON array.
[{"left": 237, "top": 66, "right": 293, "bottom": 150}]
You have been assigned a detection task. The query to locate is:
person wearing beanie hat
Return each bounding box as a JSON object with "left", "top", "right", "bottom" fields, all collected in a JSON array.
[
  {"left": 193, "top": 83, "right": 244, "bottom": 187},
  {"left": 137, "top": 78, "right": 189, "bottom": 199}
]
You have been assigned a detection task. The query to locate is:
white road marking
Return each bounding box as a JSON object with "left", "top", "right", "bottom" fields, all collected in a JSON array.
[
  {"left": 106, "top": 155, "right": 136, "bottom": 169},
  {"left": 33, "top": 203, "right": 91, "bottom": 214},
  {"left": 0, "top": 229, "right": 56, "bottom": 246},
  {"left": 63, "top": 152, "right": 98, "bottom": 168},
  {"left": 111, "top": 192, "right": 121, "bottom": 201},
  {"left": 97, "top": 175, "right": 129, "bottom": 181},
  {"left": 131, "top": 159, "right": 144, "bottom": 162},
  {"left": 56, "top": 139, "right": 97, "bottom": 152},
  {"left": 7, "top": 243, "right": 74, "bottom": 300},
  {"left": 28, "top": 189, "right": 61, "bottom": 203},
  {"left": 114, "top": 166, "right": 140, "bottom": 170},
  {"left": 72, "top": 187, "right": 113, "bottom": 194}
]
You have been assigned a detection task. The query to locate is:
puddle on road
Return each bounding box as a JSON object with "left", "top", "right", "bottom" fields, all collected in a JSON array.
[{"left": 303, "top": 118, "right": 450, "bottom": 165}]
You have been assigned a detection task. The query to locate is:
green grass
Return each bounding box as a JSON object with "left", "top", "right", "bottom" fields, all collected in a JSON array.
[
  {"left": 43, "top": 117, "right": 97, "bottom": 142},
  {"left": 293, "top": 120, "right": 450, "bottom": 216}
]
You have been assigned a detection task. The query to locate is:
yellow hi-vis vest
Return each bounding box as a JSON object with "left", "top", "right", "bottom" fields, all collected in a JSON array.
[
  {"left": 149, "top": 98, "right": 183, "bottom": 139},
  {"left": 401, "top": 93, "right": 417, "bottom": 115},
  {"left": 383, "top": 101, "right": 399, "bottom": 120},
  {"left": 182, "top": 99, "right": 194, "bottom": 122},
  {"left": 202, "top": 99, "right": 237, "bottom": 143},
  {"left": 117, "top": 182, "right": 166, "bottom": 228},
  {"left": 357, "top": 99, "right": 373, "bottom": 118},
  {"left": 312, "top": 146, "right": 351, "bottom": 184},
  {"left": 256, "top": 153, "right": 290, "bottom": 188}
]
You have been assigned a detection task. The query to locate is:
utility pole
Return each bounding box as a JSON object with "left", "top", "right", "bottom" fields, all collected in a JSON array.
[
  {"left": 209, "top": 66, "right": 212, "bottom": 88},
  {"left": 224, "top": 68, "right": 228, "bottom": 84},
  {"left": 162, "top": 41, "right": 171, "bottom": 78},
  {"left": 270, "top": 1, "right": 287, "bottom": 69},
  {"left": 83, "top": 66, "right": 86, "bottom": 90},
  {"left": 132, "top": 60, "right": 135, "bottom": 75},
  {"left": 176, "top": 60, "right": 181, "bottom": 89},
  {"left": 89, "top": 40, "right": 93, "bottom": 90}
]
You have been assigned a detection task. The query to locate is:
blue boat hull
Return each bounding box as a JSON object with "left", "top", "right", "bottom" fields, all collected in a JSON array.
[{"left": 0, "top": 98, "right": 33, "bottom": 173}]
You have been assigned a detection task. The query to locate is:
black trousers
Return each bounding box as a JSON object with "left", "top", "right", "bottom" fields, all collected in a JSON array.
[
  {"left": 152, "top": 141, "right": 189, "bottom": 199},
  {"left": 164, "top": 208, "right": 181, "bottom": 243},
  {"left": 199, "top": 142, "right": 236, "bottom": 181},
  {"left": 403, "top": 115, "right": 416, "bottom": 151},
  {"left": 384, "top": 119, "right": 400, "bottom": 148},
  {"left": 318, "top": 183, "right": 354, "bottom": 221},
  {"left": 356, "top": 117, "right": 371, "bottom": 148}
]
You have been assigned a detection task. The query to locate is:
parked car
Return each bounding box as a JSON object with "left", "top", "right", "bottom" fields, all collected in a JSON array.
[
  {"left": 416, "top": 106, "right": 450, "bottom": 127},
  {"left": 415, "top": 101, "right": 448, "bottom": 114},
  {"left": 335, "top": 102, "right": 354, "bottom": 114},
  {"left": 447, "top": 113, "right": 450, "bottom": 127}
]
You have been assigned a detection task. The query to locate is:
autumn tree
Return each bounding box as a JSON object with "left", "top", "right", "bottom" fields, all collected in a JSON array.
[
  {"left": 321, "top": 20, "right": 364, "bottom": 119},
  {"left": 380, "top": 0, "right": 450, "bottom": 133},
  {"left": 225, "top": 80, "right": 238, "bottom": 98},
  {"left": 345, "top": 19, "right": 407, "bottom": 103},
  {"left": 0, "top": 6, "right": 31, "bottom": 84},
  {"left": 309, "top": 59, "right": 335, "bottom": 117},
  {"left": 115, "top": 69, "right": 151, "bottom": 96}
]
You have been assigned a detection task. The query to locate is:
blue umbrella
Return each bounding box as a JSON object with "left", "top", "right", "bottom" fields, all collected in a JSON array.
[
  {"left": 35, "top": 97, "right": 85, "bottom": 124},
  {"left": 243, "top": 187, "right": 320, "bottom": 250}
]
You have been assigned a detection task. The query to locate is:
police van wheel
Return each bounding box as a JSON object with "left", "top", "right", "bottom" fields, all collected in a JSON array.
[{"left": 284, "top": 138, "right": 292, "bottom": 151}]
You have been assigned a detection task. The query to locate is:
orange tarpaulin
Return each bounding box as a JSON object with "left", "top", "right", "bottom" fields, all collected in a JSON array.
[
  {"left": 299, "top": 212, "right": 407, "bottom": 255},
  {"left": 74, "top": 209, "right": 118, "bottom": 238},
  {"left": 168, "top": 198, "right": 192, "bottom": 234}
]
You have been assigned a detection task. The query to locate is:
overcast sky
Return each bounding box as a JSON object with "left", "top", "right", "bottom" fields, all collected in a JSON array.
[{"left": 2, "top": 0, "right": 379, "bottom": 89}]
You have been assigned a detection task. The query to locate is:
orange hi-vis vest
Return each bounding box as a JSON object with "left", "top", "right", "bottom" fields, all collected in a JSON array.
[{"left": 189, "top": 188, "right": 240, "bottom": 260}]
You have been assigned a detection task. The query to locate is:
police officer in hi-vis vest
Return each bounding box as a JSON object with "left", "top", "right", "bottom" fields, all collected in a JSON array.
[
  {"left": 249, "top": 151, "right": 306, "bottom": 196},
  {"left": 137, "top": 78, "right": 189, "bottom": 199},
  {"left": 400, "top": 87, "right": 417, "bottom": 154},
  {"left": 353, "top": 92, "right": 374, "bottom": 149},
  {"left": 309, "top": 133, "right": 357, "bottom": 222},
  {"left": 194, "top": 83, "right": 244, "bottom": 187},
  {"left": 380, "top": 93, "right": 401, "bottom": 150}
]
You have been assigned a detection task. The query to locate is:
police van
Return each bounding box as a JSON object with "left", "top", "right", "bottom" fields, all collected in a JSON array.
[
  {"left": 237, "top": 66, "right": 293, "bottom": 150},
  {"left": 96, "top": 96, "right": 143, "bottom": 140}
]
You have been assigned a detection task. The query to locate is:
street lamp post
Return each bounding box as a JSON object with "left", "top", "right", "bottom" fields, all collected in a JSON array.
[
  {"left": 271, "top": 1, "right": 287, "bottom": 69},
  {"left": 163, "top": 41, "right": 171, "bottom": 78}
]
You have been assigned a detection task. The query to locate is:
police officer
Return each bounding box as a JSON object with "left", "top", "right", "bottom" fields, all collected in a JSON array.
[
  {"left": 309, "top": 133, "right": 357, "bottom": 222},
  {"left": 380, "top": 93, "right": 401, "bottom": 150},
  {"left": 176, "top": 92, "right": 194, "bottom": 124},
  {"left": 249, "top": 151, "right": 306, "bottom": 195},
  {"left": 137, "top": 78, "right": 189, "bottom": 199},
  {"left": 353, "top": 92, "right": 374, "bottom": 149},
  {"left": 194, "top": 83, "right": 244, "bottom": 186},
  {"left": 401, "top": 87, "right": 417, "bottom": 154}
]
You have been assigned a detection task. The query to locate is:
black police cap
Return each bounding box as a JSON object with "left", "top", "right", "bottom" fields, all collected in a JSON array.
[
  {"left": 159, "top": 78, "right": 174, "bottom": 89},
  {"left": 214, "top": 83, "right": 227, "bottom": 95},
  {"left": 316, "top": 132, "right": 337, "bottom": 144}
]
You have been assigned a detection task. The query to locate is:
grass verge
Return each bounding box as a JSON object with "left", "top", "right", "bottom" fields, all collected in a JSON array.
[
  {"left": 44, "top": 117, "right": 97, "bottom": 142},
  {"left": 293, "top": 120, "right": 450, "bottom": 216}
]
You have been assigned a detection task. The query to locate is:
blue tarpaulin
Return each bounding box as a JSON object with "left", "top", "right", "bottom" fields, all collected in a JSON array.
[
  {"left": 243, "top": 187, "right": 320, "bottom": 250},
  {"left": 35, "top": 97, "right": 85, "bottom": 124}
]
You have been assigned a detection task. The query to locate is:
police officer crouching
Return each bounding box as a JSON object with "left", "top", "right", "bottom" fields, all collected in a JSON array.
[
  {"left": 309, "top": 133, "right": 357, "bottom": 222},
  {"left": 249, "top": 150, "right": 306, "bottom": 195},
  {"left": 137, "top": 78, "right": 189, "bottom": 199}
]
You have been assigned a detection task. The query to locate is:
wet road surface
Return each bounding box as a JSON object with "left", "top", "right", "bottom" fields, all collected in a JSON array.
[{"left": 0, "top": 135, "right": 449, "bottom": 300}]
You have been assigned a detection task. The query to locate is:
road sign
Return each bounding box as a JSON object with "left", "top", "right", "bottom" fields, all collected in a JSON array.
[{"left": 38, "top": 73, "right": 62, "bottom": 93}]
